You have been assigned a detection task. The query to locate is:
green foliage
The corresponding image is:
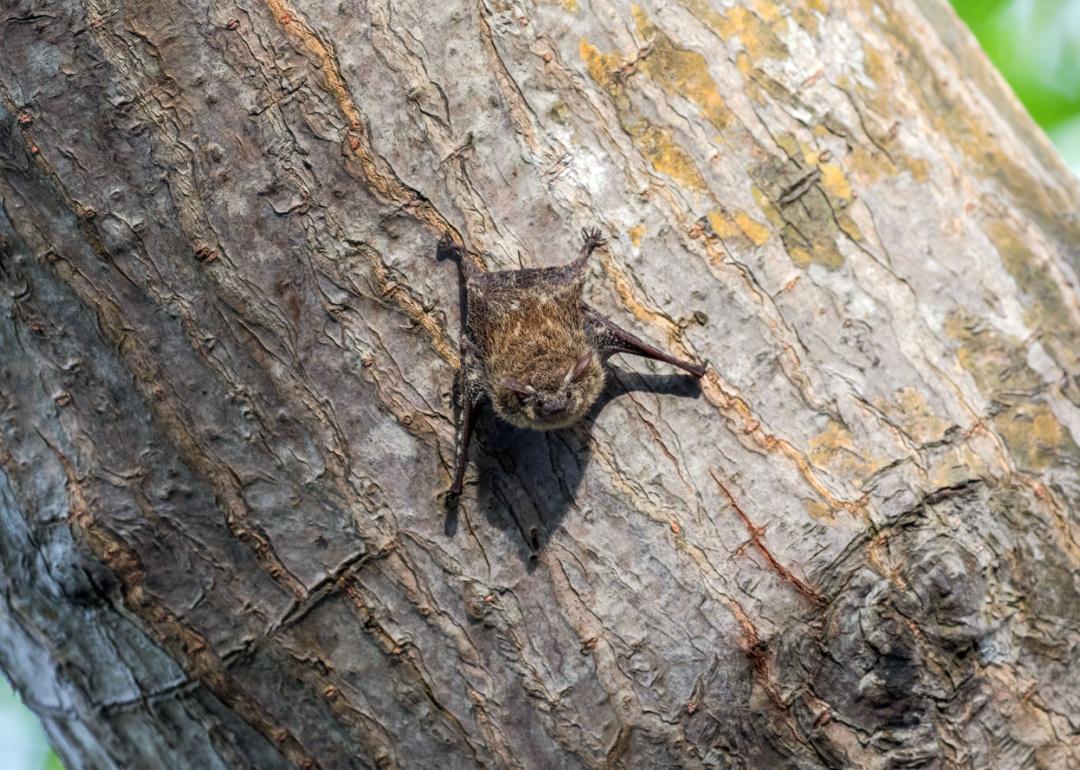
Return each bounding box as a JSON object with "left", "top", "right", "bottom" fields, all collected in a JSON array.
[
  {"left": 1, "top": 678, "right": 62, "bottom": 769},
  {"left": 952, "top": 0, "right": 1080, "bottom": 169}
]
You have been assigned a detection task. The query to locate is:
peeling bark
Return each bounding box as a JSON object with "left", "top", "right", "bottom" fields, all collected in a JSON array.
[{"left": 1, "top": 0, "right": 1079, "bottom": 768}]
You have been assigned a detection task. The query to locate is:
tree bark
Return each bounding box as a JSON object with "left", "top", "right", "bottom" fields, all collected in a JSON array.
[{"left": 2, "top": 0, "right": 1079, "bottom": 767}]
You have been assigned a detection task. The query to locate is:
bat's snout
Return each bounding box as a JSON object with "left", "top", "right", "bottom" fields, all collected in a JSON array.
[{"left": 539, "top": 397, "right": 570, "bottom": 417}]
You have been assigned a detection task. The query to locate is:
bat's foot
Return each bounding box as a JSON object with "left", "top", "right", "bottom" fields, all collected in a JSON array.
[
  {"left": 438, "top": 478, "right": 464, "bottom": 503},
  {"left": 581, "top": 226, "right": 606, "bottom": 253},
  {"left": 436, "top": 233, "right": 462, "bottom": 261}
]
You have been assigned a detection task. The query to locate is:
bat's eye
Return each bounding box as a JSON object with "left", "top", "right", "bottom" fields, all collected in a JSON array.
[{"left": 569, "top": 352, "right": 593, "bottom": 382}]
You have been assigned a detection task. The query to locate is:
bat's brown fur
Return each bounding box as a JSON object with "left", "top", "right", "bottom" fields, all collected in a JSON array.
[
  {"left": 437, "top": 228, "right": 705, "bottom": 495},
  {"left": 470, "top": 268, "right": 605, "bottom": 430}
]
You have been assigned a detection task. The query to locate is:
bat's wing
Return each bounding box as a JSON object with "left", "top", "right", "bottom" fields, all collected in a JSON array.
[
  {"left": 436, "top": 236, "right": 485, "bottom": 496},
  {"left": 449, "top": 370, "right": 481, "bottom": 495},
  {"left": 583, "top": 304, "right": 706, "bottom": 378}
]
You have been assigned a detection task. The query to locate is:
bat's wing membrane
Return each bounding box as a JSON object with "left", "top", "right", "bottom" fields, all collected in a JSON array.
[{"left": 583, "top": 304, "right": 705, "bottom": 378}]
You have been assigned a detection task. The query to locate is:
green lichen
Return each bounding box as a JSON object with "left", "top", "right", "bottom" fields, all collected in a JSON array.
[{"left": 945, "top": 312, "right": 1079, "bottom": 472}]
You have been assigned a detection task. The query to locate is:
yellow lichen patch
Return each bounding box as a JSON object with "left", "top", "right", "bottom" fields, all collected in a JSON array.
[
  {"left": 750, "top": 141, "right": 854, "bottom": 270},
  {"left": 945, "top": 311, "right": 1080, "bottom": 472},
  {"left": 846, "top": 145, "right": 894, "bottom": 185},
  {"left": 580, "top": 38, "right": 708, "bottom": 191},
  {"left": 787, "top": 246, "right": 815, "bottom": 269},
  {"left": 735, "top": 50, "right": 754, "bottom": 78},
  {"left": 798, "top": 143, "right": 854, "bottom": 204},
  {"left": 706, "top": 211, "right": 741, "bottom": 240},
  {"left": 804, "top": 499, "right": 835, "bottom": 523},
  {"left": 994, "top": 403, "right": 1078, "bottom": 472},
  {"left": 751, "top": 0, "right": 783, "bottom": 24},
  {"left": 792, "top": 5, "right": 819, "bottom": 34},
  {"left": 681, "top": 0, "right": 789, "bottom": 62},
  {"left": 546, "top": 100, "right": 568, "bottom": 125},
  {"left": 628, "top": 224, "right": 646, "bottom": 246},
  {"left": 862, "top": 42, "right": 889, "bottom": 89},
  {"left": 928, "top": 444, "right": 991, "bottom": 489},
  {"left": 579, "top": 39, "right": 625, "bottom": 98},
  {"left": 837, "top": 211, "right": 864, "bottom": 241},
  {"left": 751, "top": 186, "right": 784, "bottom": 228},
  {"left": 904, "top": 156, "right": 930, "bottom": 182},
  {"left": 749, "top": 126, "right": 865, "bottom": 269},
  {"left": 944, "top": 312, "right": 1042, "bottom": 394},
  {"left": 842, "top": 43, "right": 934, "bottom": 185},
  {"left": 706, "top": 209, "right": 770, "bottom": 247},
  {"left": 563, "top": 0, "right": 579, "bottom": 12},
  {"left": 988, "top": 220, "right": 1080, "bottom": 374},
  {"left": 631, "top": 6, "right": 731, "bottom": 129},
  {"left": 782, "top": 220, "right": 846, "bottom": 270},
  {"left": 734, "top": 211, "right": 770, "bottom": 245},
  {"left": 818, "top": 162, "right": 852, "bottom": 202},
  {"left": 875, "top": 388, "right": 950, "bottom": 444},
  {"left": 775, "top": 132, "right": 801, "bottom": 159},
  {"left": 727, "top": 4, "right": 788, "bottom": 61},
  {"left": 808, "top": 420, "right": 884, "bottom": 484},
  {"left": 629, "top": 119, "right": 708, "bottom": 190}
]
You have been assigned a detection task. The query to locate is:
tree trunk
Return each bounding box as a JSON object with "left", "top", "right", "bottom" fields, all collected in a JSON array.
[{"left": 2, "top": 0, "right": 1079, "bottom": 767}]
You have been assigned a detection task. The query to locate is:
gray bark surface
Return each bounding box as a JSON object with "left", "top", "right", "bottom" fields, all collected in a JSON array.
[{"left": 2, "top": 0, "right": 1079, "bottom": 768}]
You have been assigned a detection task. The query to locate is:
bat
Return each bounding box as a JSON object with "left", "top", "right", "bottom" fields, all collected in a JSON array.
[{"left": 437, "top": 227, "right": 705, "bottom": 495}]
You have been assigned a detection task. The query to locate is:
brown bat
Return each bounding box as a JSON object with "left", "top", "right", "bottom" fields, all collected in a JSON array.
[{"left": 437, "top": 228, "right": 705, "bottom": 495}]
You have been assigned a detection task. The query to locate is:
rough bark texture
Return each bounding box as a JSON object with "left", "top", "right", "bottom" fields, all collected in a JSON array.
[{"left": 2, "top": 0, "right": 1079, "bottom": 768}]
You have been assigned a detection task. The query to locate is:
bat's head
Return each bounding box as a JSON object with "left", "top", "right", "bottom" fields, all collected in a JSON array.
[{"left": 491, "top": 349, "right": 606, "bottom": 430}]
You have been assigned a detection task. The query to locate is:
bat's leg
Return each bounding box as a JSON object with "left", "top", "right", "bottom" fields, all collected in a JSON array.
[
  {"left": 438, "top": 234, "right": 483, "bottom": 496},
  {"left": 450, "top": 386, "right": 480, "bottom": 496},
  {"left": 585, "top": 304, "right": 706, "bottom": 378},
  {"left": 449, "top": 337, "right": 485, "bottom": 496}
]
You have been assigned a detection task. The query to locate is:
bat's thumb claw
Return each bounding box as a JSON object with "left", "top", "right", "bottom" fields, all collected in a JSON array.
[{"left": 582, "top": 226, "right": 606, "bottom": 248}]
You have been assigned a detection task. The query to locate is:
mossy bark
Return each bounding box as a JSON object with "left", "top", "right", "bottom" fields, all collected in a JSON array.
[{"left": 1, "top": 0, "right": 1079, "bottom": 768}]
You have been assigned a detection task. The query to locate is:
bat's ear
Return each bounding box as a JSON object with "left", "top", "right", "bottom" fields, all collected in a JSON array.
[
  {"left": 569, "top": 351, "right": 593, "bottom": 382},
  {"left": 502, "top": 378, "right": 534, "bottom": 396}
]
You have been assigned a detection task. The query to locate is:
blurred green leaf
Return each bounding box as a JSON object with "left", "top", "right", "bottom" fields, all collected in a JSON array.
[
  {"left": 952, "top": 0, "right": 1080, "bottom": 170},
  {"left": 950, "top": 0, "right": 1012, "bottom": 29},
  {"left": 1, "top": 678, "right": 64, "bottom": 769}
]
